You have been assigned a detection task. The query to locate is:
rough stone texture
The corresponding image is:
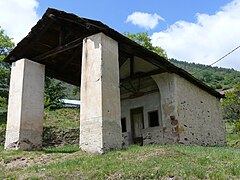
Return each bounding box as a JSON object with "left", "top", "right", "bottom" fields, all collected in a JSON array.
[
  {"left": 149, "top": 73, "right": 180, "bottom": 145},
  {"left": 4, "top": 59, "right": 45, "bottom": 150},
  {"left": 43, "top": 127, "right": 79, "bottom": 147},
  {"left": 175, "top": 74, "right": 226, "bottom": 146},
  {"left": 122, "top": 132, "right": 131, "bottom": 148},
  {"left": 80, "top": 33, "right": 121, "bottom": 154},
  {"left": 123, "top": 72, "right": 225, "bottom": 147},
  {"left": 142, "top": 127, "right": 176, "bottom": 145},
  {"left": 145, "top": 72, "right": 226, "bottom": 146}
]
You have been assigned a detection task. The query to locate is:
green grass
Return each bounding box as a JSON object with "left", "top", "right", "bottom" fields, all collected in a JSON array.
[
  {"left": 226, "top": 123, "right": 240, "bottom": 148},
  {"left": 43, "top": 145, "right": 80, "bottom": 153},
  {"left": 44, "top": 108, "right": 79, "bottom": 129},
  {"left": 0, "top": 109, "right": 240, "bottom": 179},
  {"left": 1, "top": 145, "right": 240, "bottom": 179}
]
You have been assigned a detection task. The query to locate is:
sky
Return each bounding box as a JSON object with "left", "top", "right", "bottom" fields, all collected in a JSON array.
[{"left": 0, "top": 0, "right": 239, "bottom": 70}]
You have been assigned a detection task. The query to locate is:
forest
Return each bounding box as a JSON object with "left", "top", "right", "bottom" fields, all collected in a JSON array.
[{"left": 169, "top": 58, "right": 240, "bottom": 90}]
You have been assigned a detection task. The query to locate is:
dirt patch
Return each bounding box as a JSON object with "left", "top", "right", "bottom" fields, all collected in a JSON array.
[{"left": 2, "top": 153, "right": 55, "bottom": 170}]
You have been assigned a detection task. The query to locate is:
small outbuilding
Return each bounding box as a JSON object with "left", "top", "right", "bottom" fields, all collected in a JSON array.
[{"left": 4, "top": 9, "right": 226, "bottom": 154}]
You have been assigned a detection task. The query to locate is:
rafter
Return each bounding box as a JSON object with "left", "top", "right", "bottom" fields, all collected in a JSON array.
[
  {"left": 120, "top": 69, "right": 165, "bottom": 84},
  {"left": 33, "top": 37, "right": 83, "bottom": 62},
  {"left": 59, "top": 48, "right": 81, "bottom": 72}
]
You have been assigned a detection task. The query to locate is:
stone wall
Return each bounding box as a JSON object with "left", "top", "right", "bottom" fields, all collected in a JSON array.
[
  {"left": 122, "top": 132, "right": 131, "bottom": 148},
  {"left": 142, "top": 126, "right": 177, "bottom": 145},
  {"left": 42, "top": 127, "right": 79, "bottom": 147},
  {"left": 143, "top": 72, "right": 225, "bottom": 147},
  {"left": 0, "top": 127, "right": 79, "bottom": 147},
  {"left": 175, "top": 74, "right": 226, "bottom": 146}
]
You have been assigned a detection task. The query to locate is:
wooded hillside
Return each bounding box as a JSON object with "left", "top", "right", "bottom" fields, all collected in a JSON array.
[{"left": 169, "top": 58, "right": 240, "bottom": 90}]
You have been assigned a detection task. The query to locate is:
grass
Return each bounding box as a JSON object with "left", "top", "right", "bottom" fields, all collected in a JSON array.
[
  {"left": 44, "top": 108, "right": 79, "bottom": 129},
  {"left": 43, "top": 145, "right": 80, "bottom": 153},
  {"left": 0, "top": 108, "right": 240, "bottom": 179},
  {"left": 226, "top": 123, "right": 240, "bottom": 148},
  {"left": 0, "top": 145, "right": 240, "bottom": 179}
]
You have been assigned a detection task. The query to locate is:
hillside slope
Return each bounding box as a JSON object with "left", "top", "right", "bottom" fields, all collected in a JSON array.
[{"left": 169, "top": 59, "right": 240, "bottom": 90}]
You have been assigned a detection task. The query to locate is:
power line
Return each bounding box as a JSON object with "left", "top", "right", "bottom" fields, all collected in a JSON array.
[{"left": 193, "top": 44, "right": 240, "bottom": 75}]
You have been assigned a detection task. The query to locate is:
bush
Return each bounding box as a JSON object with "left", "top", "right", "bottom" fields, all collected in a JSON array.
[
  {"left": 44, "top": 77, "right": 66, "bottom": 110},
  {"left": 233, "top": 121, "right": 240, "bottom": 133}
]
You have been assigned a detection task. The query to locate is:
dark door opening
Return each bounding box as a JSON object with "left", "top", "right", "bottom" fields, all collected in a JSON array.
[{"left": 131, "top": 107, "right": 144, "bottom": 145}]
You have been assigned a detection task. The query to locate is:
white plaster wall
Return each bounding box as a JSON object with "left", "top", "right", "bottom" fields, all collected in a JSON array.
[
  {"left": 5, "top": 59, "right": 45, "bottom": 150},
  {"left": 121, "top": 92, "right": 161, "bottom": 130},
  {"left": 152, "top": 73, "right": 178, "bottom": 128},
  {"left": 121, "top": 91, "right": 162, "bottom": 145},
  {"left": 121, "top": 72, "right": 225, "bottom": 147},
  {"left": 175, "top": 74, "right": 226, "bottom": 146}
]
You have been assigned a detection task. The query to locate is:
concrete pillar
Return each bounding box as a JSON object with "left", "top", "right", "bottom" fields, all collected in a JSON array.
[
  {"left": 80, "top": 33, "right": 121, "bottom": 154},
  {"left": 4, "top": 59, "right": 45, "bottom": 150}
]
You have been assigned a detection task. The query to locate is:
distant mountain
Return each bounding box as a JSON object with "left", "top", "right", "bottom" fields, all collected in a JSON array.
[{"left": 169, "top": 58, "right": 240, "bottom": 90}]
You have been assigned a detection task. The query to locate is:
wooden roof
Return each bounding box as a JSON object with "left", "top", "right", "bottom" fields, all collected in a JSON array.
[{"left": 4, "top": 8, "right": 223, "bottom": 98}]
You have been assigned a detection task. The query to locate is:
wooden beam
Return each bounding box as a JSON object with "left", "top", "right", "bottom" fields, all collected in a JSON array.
[
  {"left": 119, "top": 43, "right": 169, "bottom": 71},
  {"left": 59, "top": 48, "right": 81, "bottom": 72},
  {"left": 119, "top": 50, "right": 132, "bottom": 68},
  {"left": 34, "top": 37, "right": 83, "bottom": 62},
  {"left": 119, "top": 56, "right": 128, "bottom": 68},
  {"left": 46, "top": 69, "right": 80, "bottom": 86},
  {"left": 130, "top": 56, "right": 134, "bottom": 78},
  {"left": 120, "top": 69, "right": 165, "bottom": 84},
  {"left": 55, "top": 15, "right": 107, "bottom": 31},
  {"left": 11, "top": 19, "right": 54, "bottom": 61},
  {"left": 59, "top": 26, "right": 66, "bottom": 46},
  {"left": 120, "top": 85, "right": 136, "bottom": 94},
  {"left": 38, "top": 42, "right": 53, "bottom": 48}
]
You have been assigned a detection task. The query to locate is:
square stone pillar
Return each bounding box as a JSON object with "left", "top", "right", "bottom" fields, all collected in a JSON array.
[
  {"left": 4, "top": 59, "right": 45, "bottom": 150},
  {"left": 80, "top": 33, "right": 121, "bottom": 154}
]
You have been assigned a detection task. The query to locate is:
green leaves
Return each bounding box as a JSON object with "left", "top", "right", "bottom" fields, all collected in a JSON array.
[
  {"left": 0, "top": 27, "right": 14, "bottom": 113},
  {"left": 44, "top": 77, "right": 67, "bottom": 110},
  {"left": 0, "top": 28, "right": 14, "bottom": 58},
  {"left": 124, "top": 32, "right": 168, "bottom": 59},
  {"left": 169, "top": 59, "right": 240, "bottom": 90},
  {"left": 222, "top": 83, "right": 240, "bottom": 129}
]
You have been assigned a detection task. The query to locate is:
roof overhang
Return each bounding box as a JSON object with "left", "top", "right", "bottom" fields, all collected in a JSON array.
[{"left": 4, "top": 8, "right": 224, "bottom": 99}]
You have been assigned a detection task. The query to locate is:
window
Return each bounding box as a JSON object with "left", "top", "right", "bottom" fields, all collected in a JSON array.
[
  {"left": 121, "top": 118, "right": 127, "bottom": 132},
  {"left": 148, "top": 111, "right": 159, "bottom": 127}
]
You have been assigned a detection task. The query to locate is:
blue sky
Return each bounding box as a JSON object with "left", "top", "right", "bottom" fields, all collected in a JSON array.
[
  {"left": 36, "top": 0, "right": 232, "bottom": 34},
  {"left": 0, "top": 0, "right": 239, "bottom": 70}
]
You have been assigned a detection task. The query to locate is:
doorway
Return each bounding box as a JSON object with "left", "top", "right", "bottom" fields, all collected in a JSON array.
[{"left": 131, "top": 107, "right": 144, "bottom": 145}]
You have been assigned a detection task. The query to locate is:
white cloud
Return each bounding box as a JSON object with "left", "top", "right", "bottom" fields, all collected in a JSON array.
[
  {"left": 0, "top": 0, "right": 39, "bottom": 44},
  {"left": 126, "top": 12, "right": 164, "bottom": 30},
  {"left": 151, "top": 0, "right": 240, "bottom": 71}
]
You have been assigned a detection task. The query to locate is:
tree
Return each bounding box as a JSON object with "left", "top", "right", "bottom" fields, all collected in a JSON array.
[
  {"left": 44, "top": 77, "right": 67, "bottom": 110},
  {"left": 0, "top": 28, "right": 14, "bottom": 115},
  {"left": 222, "top": 83, "right": 240, "bottom": 132},
  {"left": 124, "top": 32, "right": 167, "bottom": 59}
]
